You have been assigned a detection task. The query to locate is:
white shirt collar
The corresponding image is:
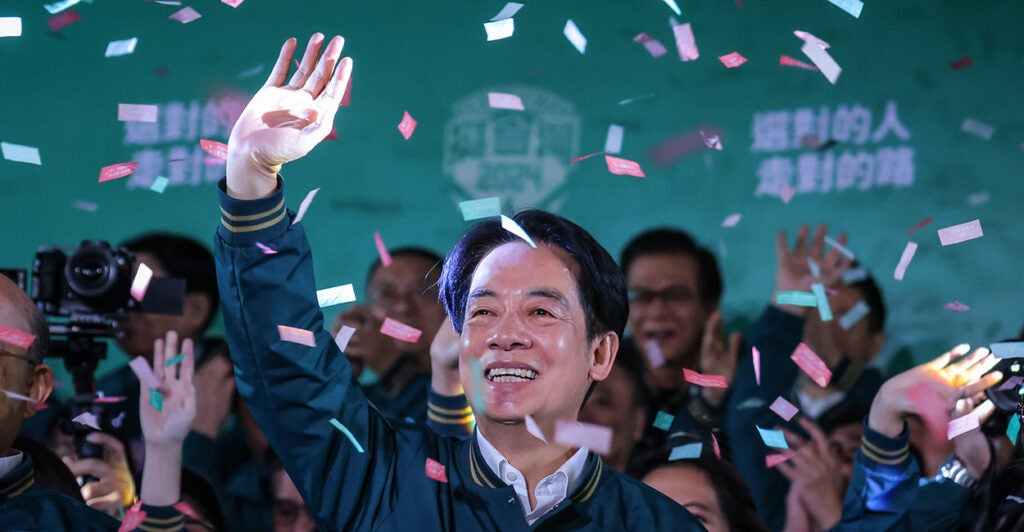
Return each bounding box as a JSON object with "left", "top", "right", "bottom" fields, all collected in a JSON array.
[
  {"left": 0, "top": 451, "right": 24, "bottom": 480},
  {"left": 476, "top": 429, "right": 589, "bottom": 525}
]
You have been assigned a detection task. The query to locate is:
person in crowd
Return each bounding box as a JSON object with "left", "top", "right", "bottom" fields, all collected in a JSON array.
[
  {"left": 214, "top": 32, "right": 699, "bottom": 529},
  {"left": 264, "top": 451, "right": 318, "bottom": 532}
]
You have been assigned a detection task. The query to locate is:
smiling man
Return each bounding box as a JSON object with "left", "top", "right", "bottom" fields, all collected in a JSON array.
[{"left": 214, "top": 33, "right": 699, "bottom": 530}]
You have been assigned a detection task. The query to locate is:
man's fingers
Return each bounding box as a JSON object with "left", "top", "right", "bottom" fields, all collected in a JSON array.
[
  {"left": 324, "top": 56, "right": 354, "bottom": 103},
  {"left": 85, "top": 431, "right": 126, "bottom": 463},
  {"left": 287, "top": 33, "right": 325, "bottom": 89},
  {"left": 66, "top": 457, "right": 113, "bottom": 478},
  {"left": 302, "top": 35, "right": 345, "bottom": 97},
  {"left": 265, "top": 37, "right": 298, "bottom": 87},
  {"left": 808, "top": 224, "right": 827, "bottom": 258},
  {"left": 973, "top": 399, "right": 997, "bottom": 424},
  {"left": 963, "top": 371, "right": 1003, "bottom": 398},
  {"left": 927, "top": 344, "right": 967, "bottom": 370},
  {"left": 180, "top": 338, "right": 195, "bottom": 385},
  {"left": 701, "top": 310, "right": 723, "bottom": 352},
  {"left": 797, "top": 417, "right": 831, "bottom": 455},
  {"left": 775, "top": 461, "right": 797, "bottom": 481},
  {"left": 793, "top": 225, "right": 810, "bottom": 254}
]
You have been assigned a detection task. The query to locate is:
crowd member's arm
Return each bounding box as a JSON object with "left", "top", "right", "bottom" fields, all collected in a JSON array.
[{"left": 427, "top": 318, "right": 474, "bottom": 437}]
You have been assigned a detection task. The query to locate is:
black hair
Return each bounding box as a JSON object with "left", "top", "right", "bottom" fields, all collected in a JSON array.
[
  {"left": 845, "top": 264, "right": 886, "bottom": 334},
  {"left": 619, "top": 227, "right": 723, "bottom": 304},
  {"left": 365, "top": 247, "right": 444, "bottom": 285},
  {"left": 120, "top": 232, "right": 219, "bottom": 332},
  {"left": 181, "top": 467, "right": 226, "bottom": 531},
  {"left": 440, "top": 209, "right": 628, "bottom": 341}
]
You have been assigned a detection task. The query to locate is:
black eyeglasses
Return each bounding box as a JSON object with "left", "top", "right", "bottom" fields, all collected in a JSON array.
[{"left": 0, "top": 351, "right": 36, "bottom": 366}]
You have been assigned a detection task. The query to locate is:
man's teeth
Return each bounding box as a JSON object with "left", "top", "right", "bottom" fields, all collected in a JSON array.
[{"left": 486, "top": 368, "right": 538, "bottom": 382}]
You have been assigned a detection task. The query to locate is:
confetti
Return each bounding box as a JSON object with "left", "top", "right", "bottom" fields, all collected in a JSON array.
[
  {"left": 118, "top": 104, "right": 157, "bottom": 123},
  {"left": 778, "top": 183, "right": 796, "bottom": 204},
  {"left": 769, "top": 397, "right": 799, "bottom": 421},
  {"left": 756, "top": 426, "right": 789, "bottom": 449},
  {"left": 292, "top": 187, "right": 320, "bottom": 225},
  {"left": 278, "top": 325, "right": 316, "bottom": 347},
  {"left": 961, "top": 118, "right": 994, "bottom": 141},
  {"left": 459, "top": 197, "right": 501, "bottom": 221},
  {"left": 826, "top": 0, "right": 863, "bottom": 18},
  {"left": 119, "top": 502, "right": 146, "bottom": 532},
  {"left": 334, "top": 325, "right": 356, "bottom": 352},
  {"left": 3, "top": 390, "right": 36, "bottom": 403},
  {"left": 164, "top": 353, "right": 185, "bottom": 367},
  {"left": 72, "top": 412, "right": 101, "bottom": 430},
  {"left": 824, "top": 236, "right": 855, "bottom": 260},
  {"left": 721, "top": 214, "right": 742, "bottom": 228},
  {"left": 425, "top": 457, "right": 448, "bottom": 482},
  {"left": 669, "top": 442, "right": 703, "bottom": 461},
  {"left": 569, "top": 151, "right": 606, "bottom": 163},
  {"left": 712, "top": 433, "right": 722, "bottom": 459},
  {"left": 944, "top": 301, "right": 970, "bottom": 312},
  {"left": 98, "top": 162, "right": 139, "bottom": 183},
  {"left": 104, "top": 37, "right": 138, "bottom": 58},
  {"left": 806, "top": 258, "right": 821, "bottom": 278},
  {"left": 653, "top": 411, "right": 674, "bottom": 431},
  {"left": 490, "top": 2, "right": 524, "bottom": 21},
  {"left": 799, "top": 38, "right": 841, "bottom": 84},
  {"left": 147, "top": 176, "right": 169, "bottom": 193},
  {"left": 130, "top": 263, "right": 154, "bottom": 302},
  {"left": 661, "top": 0, "right": 682, "bottom": 16},
  {"left": 0, "top": 17, "right": 22, "bottom": 37},
  {"left": 72, "top": 199, "right": 98, "bottom": 212},
  {"left": 738, "top": 397, "right": 766, "bottom": 410},
  {"left": 129, "top": 357, "right": 162, "bottom": 389},
  {"left": 718, "top": 52, "right": 747, "bottom": 68},
  {"left": 149, "top": 389, "right": 164, "bottom": 412},
  {"left": 329, "top": 418, "right": 365, "bottom": 453},
  {"left": 997, "top": 377, "right": 1023, "bottom": 391},
  {"left": 683, "top": 368, "right": 728, "bottom": 388},
  {"left": 966, "top": 191, "right": 990, "bottom": 206},
  {"left": 644, "top": 339, "right": 665, "bottom": 368},
  {"left": 811, "top": 283, "right": 832, "bottom": 321},
  {"left": 397, "top": 111, "right": 417, "bottom": 139},
  {"left": 838, "top": 301, "right": 871, "bottom": 331},
  {"left": 222, "top": 0, "right": 244, "bottom": 7},
  {"left": 374, "top": 231, "right": 394, "bottom": 265},
  {"left": 317, "top": 284, "right": 356, "bottom": 307},
  {"left": 604, "top": 155, "right": 645, "bottom": 177},
  {"left": 0, "top": 325, "right": 36, "bottom": 354},
  {"left": 484, "top": 18, "right": 515, "bottom": 41},
  {"left": 947, "top": 412, "right": 980, "bottom": 440},
  {"left": 991, "top": 342, "right": 1024, "bottom": 359},
  {"left": 938, "top": 219, "right": 983, "bottom": 246},
  {"left": 790, "top": 343, "right": 832, "bottom": 387},
  {"left": 670, "top": 21, "right": 699, "bottom": 61},
  {"left": 380, "top": 317, "right": 423, "bottom": 343},
  {"left": 169, "top": 6, "right": 201, "bottom": 24},
  {"left": 44, "top": 0, "right": 80, "bottom": 14},
  {"left": 500, "top": 215, "right": 538, "bottom": 248},
  {"left": 525, "top": 415, "right": 548, "bottom": 443},
  {"left": 487, "top": 92, "right": 524, "bottom": 111},
  {"left": 766, "top": 451, "right": 797, "bottom": 468},
  {"left": 753, "top": 346, "right": 761, "bottom": 385},
  {"left": 893, "top": 241, "right": 917, "bottom": 281},
  {"left": 634, "top": 33, "right": 667, "bottom": 58},
  {"left": 618, "top": 93, "right": 656, "bottom": 106},
  {"left": 906, "top": 217, "right": 933, "bottom": 237},
  {"left": 563, "top": 19, "right": 587, "bottom": 54},
  {"left": 255, "top": 242, "right": 278, "bottom": 255},
  {"left": 700, "top": 130, "right": 722, "bottom": 150},
  {"left": 554, "top": 420, "right": 612, "bottom": 455},
  {"left": 604, "top": 124, "right": 624, "bottom": 154},
  {"left": 949, "top": 56, "right": 973, "bottom": 70},
  {"left": 237, "top": 65, "right": 264, "bottom": 78},
  {"left": 1007, "top": 415, "right": 1021, "bottom": 443},
  {"left": 1, "top": 142, "right": 41, "bottom": 165},
  {"left": 775, "top": 291, "right": 818, "bottom": 307},
  {"left": 199, "top": 139, "right": 228, "bottom": 160},
  {"left": 93, "top": 395, "right": 127, "bottom": 404},
  {"left": 779, "top": 55, "right": 818, "bottom": 71},
  {"left": 48, "top": 10, "right": 80, "bottom": 32},
  {"left": 842, "top": 267, "right": 868, "bottom": 284}
]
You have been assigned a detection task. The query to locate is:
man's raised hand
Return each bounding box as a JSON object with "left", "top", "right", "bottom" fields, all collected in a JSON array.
[{"left": 226, "top": 33, "right": 353, "bottom": 200}]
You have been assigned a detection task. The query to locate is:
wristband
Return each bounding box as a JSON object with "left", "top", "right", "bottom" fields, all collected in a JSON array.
[{"left": 933, "top": 454, "right": 978, "bottom": 491}]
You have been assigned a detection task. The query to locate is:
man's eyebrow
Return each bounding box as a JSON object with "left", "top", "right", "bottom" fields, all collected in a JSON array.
[
  {"left": 526, "top": 288, "right": 569, "bottom": 306},
  {"left": 468, "top": 288, "right": 497, "bottom": 300}
]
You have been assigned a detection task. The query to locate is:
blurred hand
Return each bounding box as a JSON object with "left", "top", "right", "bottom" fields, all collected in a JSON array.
[
  {"left": 63, "top": 431, "right": 135, "bottom": 516},
  {"left": 141, "top": 331, "right": 196, "bottom": 448},
  {"left": 697, "top": 309, "right": 741, "bottom": 408},
  {"left": 191, "top": 352, "right": 236, "bottom": 439},
  {"left": 778, "top": 418, "right": 844, "bottom": 530},
  {"left": 430, "top": 317, "right": 462, "bottom": 396},
  {"left": 774, "top": 225, "right": 851, "bottom": 315},
  {"left": 951, "top": 397, "right": 998, "bottom": 479},
  {"left": 332, "top": 304, "right": 398, "bottom": 376}
]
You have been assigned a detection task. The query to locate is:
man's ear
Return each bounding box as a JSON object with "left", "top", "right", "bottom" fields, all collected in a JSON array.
[
  {"left": 588, "top": 332, "right": 619, "bottom": 383},
  {"left": 182, "top": 292, "right": 213, "bottom": 335},
  {"left": 25, "top": 364, "right": 54, "bottom": 419}
]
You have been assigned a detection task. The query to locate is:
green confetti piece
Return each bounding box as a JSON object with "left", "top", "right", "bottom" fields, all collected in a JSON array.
[
  {"left": 458, "top": 197, "right": 501, "bottom": 221},
  {"left": 1007, "top": 415, "right": 1021, "bottom": 444},
  {"left": 652, "top": 411, "right": 674, "bottom": 431},
  {"left": 775, "top": 291, "right": 818, "bottom": 307},
  {"left": 149, "top": 388, "right": 163, "bottom": 412},
  {"left": 164, "top": 353, "right": 185, "bottom": 367},
  {"left": 811, "top": 283, "right": 833, "bottom": 321},
  {"left": 668, "top": 442, "right": 702, "bottom": 461},
  {"left": 150, "top": 176, "right": 169, "bottom": 194},
  {"left": 329, "top": 418, "right": 365, "bottom": 453}
]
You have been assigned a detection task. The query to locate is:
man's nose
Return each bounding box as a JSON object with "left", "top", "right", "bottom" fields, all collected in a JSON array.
[{"left": 487, "top": 314, "right": 532, "bottom": 351}]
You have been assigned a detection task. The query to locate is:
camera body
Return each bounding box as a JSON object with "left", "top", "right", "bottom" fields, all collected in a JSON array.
[{"left": 32, "top": 240, "right": 138, "bottom": 320}]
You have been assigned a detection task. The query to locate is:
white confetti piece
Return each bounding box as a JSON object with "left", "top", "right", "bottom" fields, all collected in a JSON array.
[
  {"left": 72, "top": 412, "right": 101, "bottom": 430},
  {"left": 490, "top": 2, "right": 524, "bottom": 21},
  {"left": 105, "top": 37, "right": 138, "bottom": 58},
  {"left": 893, "top": 241, "right": 917, "bottom": 281},
  {"left": 150, "top": 176, "right": 170, "bottom": 193},
  {"left": 643, "top": 339, "right": 665, "bottom": 368},
  {"left": 291, "top": 188, "right": 320, "bottom": 225},
  {"left": 824, "top": 236, "right": 855, "bottom": 260},
  {"left": 961, "top": 118, "right": 994, "bottom": 141},
  {"left": 827, "top": 0, "right": 863, "bottom": 18},
  {"left": 317, "top": 284, "right": 356, "bottom": 307},
  {"left": 71, "top": 199, "right": 98, "bottom": 212},
  {"left": 721, "top": 214, "right": 742, "bottom": 228},
  {"left": 44, "top": 0, "right": 81, "bottom": 14},
  {"left": 0, "top": 17, "right": 22, "bottom": 37},
  {"left": 459, "top": 197, "right": 501, "bottom": 221},
  {"left": 661, "top": 0, "right": 682, "bottom": 16},
  {"left": 937, "top": 219, "right": 983, "bottom": 246},
  {"left": 554, "top": 420, "right": 611, "bottom": 455},
  {"left": 525, "top": 415, "right": 547, "bottom": 443},
  {"left": 3, "top": 390, "right": 36, "bottom": 403},
  {"left": 484, "top": 18, "right": 515, "bottom": 41},
  {"left": 671, "top": 21, "right": 699, "bottom": 61},
  {"left": 334, "top": 325, "right": 356, "bottom": 352},
  {"left": 797, "top": 33, "right": 841, "bottom": 84},
  {"left": 604, "top": 124, "right": 624, "bottom": 154},
  {"left": 500, "top": 215, "right": 537, "bottom": 248},
  {"left": 118, "top": 104, "right": 158, "bottom": 123},
  {"left": 1, "top": 142, "right": 41, "bottom": 165},
  {"left": 838, "top": 300, "right": 870, "bottom": 331},
  {"left": 563, "top": 19, "right": 587, "bottom": 54},
  {"left": 129, "top": 356, "right": 161, "bottom": 389},
  {"left": 947, "top": 412, "right": 980, "bottom": 440},
  {"left": 487, "top": 92, "right": 524, "bottom": 111},
  {"left": 130, "top": 263, "right": 154, "bottom": 302},
  {"left": 770, "top": 396, "right": 799, "bottom": 421}
]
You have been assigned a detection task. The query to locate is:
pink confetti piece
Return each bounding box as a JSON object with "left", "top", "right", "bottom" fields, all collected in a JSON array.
[
  {"left": 766, "top": 451, "right": 797, "bottom": 468},
  {"left": 47, "top": 10, "right": 80, "bottom": 32},
  {"left": 711, "top": 433, "right": 722, "bottom": 459},
  {"left": 605, "top": 155, "right": 645, "bottom": 177},
  {"left": 278, "top": 325, "right": 316, "bottom": 347},
  {"left": 117, "top": 104, "right": 158, "bottom": 123},
  {"left": 222, "top": 0, "right": 244, "bottom": 7},
  {"left": 718, "top": 52, "right": 747, "bottom": 68},
  {"left": 906, "top": 217, "right": 934, "bottom": 237},
  {"left": 779, "top": 55, "right": 819, "bottom": 71},
  {"left": 500, "top": 215, "right": 538, "bottom": 248},
  {"left": 790, "top": 343, "right": 832, "bottom": 388},
  {"left": 291, "top": 187, "right": 320, "bottom": 226},
  {"left": 525, "top": 415, "right": 548, "bottom": 443},
  {"left": 644, "top": 339, "right": 665, "bottom": 369},
  {"left": 425, "top": 457, "right": 448, "bottom": 483},
  {"left": 93, "top": 395, "right": 127, "bottom": 404},
  {"left": 947, "top": 412, "right": 980, "bottom": 440},
  {"left": 200, "top": 139, "right": 228, "bottom": 159},
  {"left": 670, "top": 21, "right": 699, "bottom": 61},
  {"left": 769, "top": 396, "right": 799, "bottom": 421},
  {"left": 255, "top": 242, "right": 278, "bottom": 255},
  {"left": 487, "top": 92, "right": 525, "bottom": 111},
  {"left": 379, "top": 317, "right": 423, "bottom": 343},
  {"left": 633, "top": 33, "right": 667, "bottom": 58},
  {"left": 778, "top": 183, "right": 796, "bottom": 204},
  {"left": 683, "top": 368, "right": 728, "bottom": 388},
  {"left": 397, "top": 111, "right": 417, "bottom": 140},
  {"left": 937, "top": 219, "right": 983, "bottom": 246},
  {"left": 569, "top": 151, "right": 606, "bottom": 163},
  {"left": 944, "top": 301, "right": 970, "bottom": 312},
  {"left": 98, "top": 162, "right": 139, "bottom": 183},
  {"left": 374, "top": 231, "right": 393, "bottom": 266},
  {"left": 1, "top": 142, "right": 41, "bottom": 165},
  {"left": 554, "top": 420, "right": 612, "bottom": 455},
  {"left": 563, "top": 19, "right": 587, "bottom": 54},
  {"left": 169, "top": 6, "right": 201, "bottom": 24},
  {"left": 72, "top": 412, "right": 101, "bottom": 430},
  {"left": 893, "top": 241, "right": 917, "bottom": 281},
  {"left": 118, "top": 502, "right": 146, "bottom": 532},
  {"left": 0, "top": 325, "right": 36, "bottom": 354},
  {"left": 334, "top": 325, "right": 356, "bottom": 352},
  {"left": 129, "top": 263, "right": 153, "bottom": 302},
  {"left": 753, "top": 346, "right": 761, "bottom": 385},
  {"left": 906, "top": 381, "right": 949, "bottom": 442},
  {"left": 949, "top": 56, "right": 973, "bottom": 70},
  {"left": 129, "top": 356, "right": 161, "bottom": 389},
  {"left": 721, "top": 214, "right": 742, "bottom": 228}
]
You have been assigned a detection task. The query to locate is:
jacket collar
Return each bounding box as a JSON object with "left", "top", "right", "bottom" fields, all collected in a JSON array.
[{"left": 0, "top": 453, "right": 35, "bottom": 501}]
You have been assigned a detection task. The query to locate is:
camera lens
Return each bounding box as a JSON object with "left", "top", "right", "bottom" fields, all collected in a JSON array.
[{"left": 67, "top": 247, "right": 117, "bottom": 298}]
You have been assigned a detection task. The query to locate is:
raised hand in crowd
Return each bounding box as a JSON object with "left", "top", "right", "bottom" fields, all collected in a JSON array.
[
  {"left": 778, "top": 417, "right": 845, "bottom": 531},
  {"left": 697, "top": 309, "right": 742, "bottom": 408},
  {"left": 773, "top": 225, "right": 851, "bottom": 319}
]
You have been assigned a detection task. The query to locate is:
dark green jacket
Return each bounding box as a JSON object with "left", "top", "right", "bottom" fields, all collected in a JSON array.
[{"left": 214, "top": 177, "right": 702, "bottom": 531}]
